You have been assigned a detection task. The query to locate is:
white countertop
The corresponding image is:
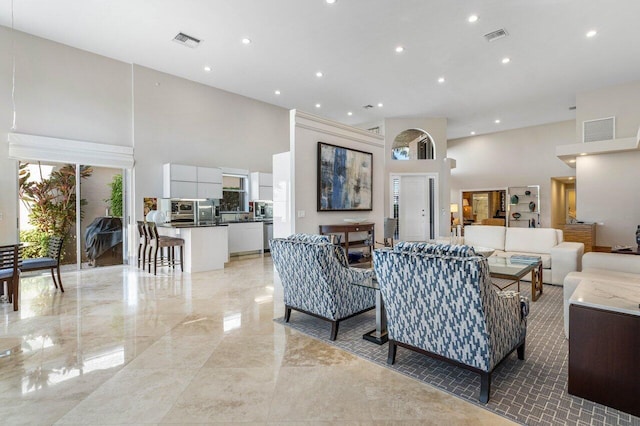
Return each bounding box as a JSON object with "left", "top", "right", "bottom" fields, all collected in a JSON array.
[{"left": 569, "top": 279, "right": 640, "bottom": 317}]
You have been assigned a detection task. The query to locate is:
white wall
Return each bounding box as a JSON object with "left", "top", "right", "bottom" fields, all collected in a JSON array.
[
  {"left": 0, "top": 26, "right": 132, "bottom": 242},
  {"left": 132, "top": 65, "right": 289, "bottom": 223},
  {"left": 384, "top": 117, "right": 451, "bottom": 237},
  {"left": 448, "top": 120, "right": 576, "bottom": 228},
  {"left": 290, "top": 110, "right": 386, "bottom": 239},
  {"left": 574, "top": 80, "right": 640, "bottom": 247}
]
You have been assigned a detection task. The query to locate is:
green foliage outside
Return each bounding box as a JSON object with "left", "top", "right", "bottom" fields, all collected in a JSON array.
[
  {"left": 108, "top": 174, "right": 123, "bottom": 217},
  {"left": 19, "top": 162, "right": 93, "bottom": 259},
  {"left": 19, "top": 229, "right": 51, "bottom": 259}
]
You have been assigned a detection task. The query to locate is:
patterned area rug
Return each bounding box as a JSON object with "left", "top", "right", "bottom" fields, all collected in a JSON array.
[{"left": 275, "top": 283, "right": 640, "bottom": 426}]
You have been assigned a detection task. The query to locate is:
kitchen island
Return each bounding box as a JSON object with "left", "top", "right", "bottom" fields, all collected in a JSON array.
[{"left": 158, "top": 223, "right": 228, "bottom": 272}]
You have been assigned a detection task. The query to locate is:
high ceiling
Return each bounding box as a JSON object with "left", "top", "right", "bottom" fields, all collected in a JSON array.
[{"left": 2, "top": 0, "right": 640, "bottom": 139}]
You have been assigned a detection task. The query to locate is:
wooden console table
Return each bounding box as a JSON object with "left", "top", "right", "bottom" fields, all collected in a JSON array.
[
  {"left": 568, "top": 279, "right": 640, "bottom": 417},
  {"left": 319, "top": 223, "right": 375, "bottom": 268},
  {"left": 561, "top": 223, "right": 596, "bottom": 253}
]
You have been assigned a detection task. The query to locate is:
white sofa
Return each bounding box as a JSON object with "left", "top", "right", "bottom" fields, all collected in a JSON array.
[
  {"left": 563, "top": 252, "right": 640, "bottom": 338},
  {"left": 463, "top": 225, "right": 584, "bottom": 286}
]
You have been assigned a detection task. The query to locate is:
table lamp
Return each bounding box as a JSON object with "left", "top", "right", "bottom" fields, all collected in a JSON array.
[{"left": 450, "top": 203, "right": 458, "bottom": 226}]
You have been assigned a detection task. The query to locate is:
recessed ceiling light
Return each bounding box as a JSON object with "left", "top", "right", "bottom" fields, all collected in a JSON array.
[
  {"left": 395, "top": 46, "right": 404, "bottom": 53},
  {"left": 242, "top": 38, "right": 252, "bottom": 45},
  {"left": 586, "top": 30, "right": 597, "bottom": 38},
  {"left": 470, "top": 131, "right": 476, "bottom": 135},
  {"left": 580, "top": 152, "right": 587, "bottom": 156},
  {"left": 468, "top": 15, "right": 479, "bottom": 23},
  {"left": 377, "top": 103, "right": 383, "bottom": 107},
  {"left": 494, "top": 119, "right": 501, "bottom": 124},
  {"left": 326, "top": 0, "right": 337, "bottom": 4},
  {"left": 347, "top": 111, "right": 353, "bottom": 116},
  {"left": 501, "top": 57, "right": 511, "bottom": 64},
  {"left": 316, "top": 71, "right": 323, "bottom": 78},
  {"left": 568, "top": 177, "right": 574, "bottom": 180},
  {"left": 315, "top": 103, "right": 321, "bottom": 108},
  {"left": 438, "top": 77, "right": 445, "bottom": 83},
  {"left": 203, "top": 66, "right": 212, "bottom": 72},
  {"left": 274, "top": 90, "right": 281, "bottom": 95},
  {"left": 569, "top": 159, "right": 576, "bottom": 163}
]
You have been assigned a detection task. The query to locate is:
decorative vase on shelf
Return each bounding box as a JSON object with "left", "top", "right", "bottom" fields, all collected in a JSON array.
[
  {"left": 525, "top": 190, "right": 531, "bottom": 196},
  {"left": 636, "top": 225, "right": 640, "bottom": 246},
  {"left": 529, "top": 201, "right": 536, "bottom": 212},
  {"left": 510, "top": 194, "right": 519, "bottom": 205}
]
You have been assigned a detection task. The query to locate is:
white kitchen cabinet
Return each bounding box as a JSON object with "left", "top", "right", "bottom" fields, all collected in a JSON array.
[
  {"left": 197, "top": 167, "right": 222, "bottom": 183},
  {"left": 197, "top": 182, "right": 222, "bottom": 199},
  {"left": 167, "top": 181, "right": 197, "bottom": 199},
  {"left": 228, "top": 222, "right": 264, "bottom": 254},
  {"left": 164, "top": 163, "right": 223, "bottom": 199},
  {"left": 250, "top": 172, "right": 273, "bottom": 201}
]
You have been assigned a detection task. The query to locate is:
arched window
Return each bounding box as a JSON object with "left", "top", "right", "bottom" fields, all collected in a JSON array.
[{"left": 391, "top": 129, "right": 435, "bottom": 160}]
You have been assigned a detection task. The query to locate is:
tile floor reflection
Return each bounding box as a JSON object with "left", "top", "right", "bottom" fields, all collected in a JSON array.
[{"left": 0, "top": 256, "right": 514, "bottom": 425}]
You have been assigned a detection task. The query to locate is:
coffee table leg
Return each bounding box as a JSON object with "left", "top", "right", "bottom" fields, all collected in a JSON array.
[{"left": 530, "top": 263, "right": 543, "bottom": 302}]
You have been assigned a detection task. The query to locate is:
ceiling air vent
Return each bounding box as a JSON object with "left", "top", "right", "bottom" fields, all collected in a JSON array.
[
  {"left": 173, "top": 32, "right": 202, "bottom": 48},
  {"left": 484, "top": 28, "right": 508, "bottom": 42},
  {"left": 583, "top": 117, "right": 615, "bottom": 143}
]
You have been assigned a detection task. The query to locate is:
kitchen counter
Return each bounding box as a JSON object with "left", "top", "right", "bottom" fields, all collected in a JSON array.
[
  {"left": 158, "top": 225, "right": 228, "bottom": 272},
  {"left": 160, "top": 223, "right": 228, "bottom": 228}
]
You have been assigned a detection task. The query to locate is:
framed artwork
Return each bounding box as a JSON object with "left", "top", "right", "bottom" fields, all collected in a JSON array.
[
  {"left": 143, "top": 197, "right": 158, "bottom": 216},
  {"left": 317, "top": 142, "right": 373, "bottom": 211}
]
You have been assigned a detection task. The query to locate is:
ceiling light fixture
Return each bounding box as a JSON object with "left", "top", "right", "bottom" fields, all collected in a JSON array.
[
  {"left": 468, "top": 15, "right": 479, "bottom": 23},
  {"left": 242, "top": 38, "right": 252, "bottom": 45},
  {"left": 470, "top": 131, "right": 476, "bottom": 135},
  {"left": 274, "top": 90, "right": 280, "bottom": 95},
  {"left": 569, "top": 159, "right": 576, "bottom": 163},
  {"left": 347, "top": 111, "right": 353, "bottom": 116},
  {"left": 580, "top": 152, "right": 587, "bottom": 156},
  {"left": 501, "top": 57, "right": 511, "bottom": 64},
  {"left": 377, "top": 103, "right": 383, "bottom": 107},
  {"left": 316, "top": 71, "right": 323, "bottom": 78},
  {"left": 438, "top": 77, "right": 445, "bottom": 83},
  {"left": 326, "top": 0, "right": 337, "bottom": 4},
  {"left": 495, "top": 119, "right": 501, "bottom": 124},
  {"left": 203, "top": 66, "right": 212, "bottom": 72},
  {"left": 395, "top": 46, "right": 404, "bottom": 53},
  {"left": 568, "top": 177, "right": 574, "bottom": 180},
  {"left": 315, "top": 103, "right": 321, "bottom": 108},
  {"left": 586, "top": 30, "right": 597, "bottom": 38}
]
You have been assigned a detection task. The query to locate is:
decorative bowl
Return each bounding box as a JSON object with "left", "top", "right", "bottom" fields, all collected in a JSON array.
[
  {"left": 510, "top": 194, "right": 519, "bottom": 205},
  {"left": 525, "top": 190, "right": 531, "bottom": 196},
  {"left": 344, "top": 218, "right": 367, "bottom": 224},
  {"left": 512, "top": 212, "right": 521, "bottom": 220},
  {"left": 474, "top": 246, "right": 495, "bottom": 257}
]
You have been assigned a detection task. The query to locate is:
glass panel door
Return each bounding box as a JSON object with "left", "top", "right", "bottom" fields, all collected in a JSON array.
[{"left": 80, "top": 166, "right": 125, "bottom": 268}]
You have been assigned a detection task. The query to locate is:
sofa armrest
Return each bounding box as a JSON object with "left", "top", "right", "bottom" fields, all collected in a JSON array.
[
  {"left": 582, "top": 252, "right": 640, "bottom": 274},
  {"left": 550, "top": 242, "right": 584, "bottom": 285}
]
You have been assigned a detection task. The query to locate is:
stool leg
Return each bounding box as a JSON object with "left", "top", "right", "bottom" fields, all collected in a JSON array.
[{"left": 180, "top": 246, "right": 184, "bottom": 272}]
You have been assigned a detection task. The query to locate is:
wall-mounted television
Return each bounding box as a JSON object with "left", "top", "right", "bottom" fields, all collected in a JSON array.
[{"left": 317, "top": 142, "right": 372, "bottom": 211}]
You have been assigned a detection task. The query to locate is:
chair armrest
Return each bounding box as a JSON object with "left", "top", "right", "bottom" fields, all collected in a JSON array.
[
  {"left": 582, "top": 252, "right": 640, "bottom": 274},
  {"left": 497, "top": 290, "right": 529, "bottom": 320},
  {"left": 550, "top": 242, "right": 584, "bottom": 285}
]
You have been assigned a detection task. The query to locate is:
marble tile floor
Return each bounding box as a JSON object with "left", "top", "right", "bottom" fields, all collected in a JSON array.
[{"left": 0, "top": 256, "right": 515, "bottom": 425}]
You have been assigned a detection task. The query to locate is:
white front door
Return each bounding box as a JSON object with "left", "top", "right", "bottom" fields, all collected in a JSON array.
[{"left": 399, "top": 175, "right": 430, "bottom": 241}]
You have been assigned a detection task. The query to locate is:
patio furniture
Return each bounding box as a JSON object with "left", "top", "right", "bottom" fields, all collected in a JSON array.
[
  {"left": 0, "top": 244, "right": 22, "bottom": 311},
  {"left": 21, "top": 236, "right": 64, "bottom": 292}
]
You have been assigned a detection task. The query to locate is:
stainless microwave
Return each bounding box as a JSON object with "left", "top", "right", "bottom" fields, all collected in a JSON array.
[{"left": 170, "top": 200, "right": 195, "bottom": 222}]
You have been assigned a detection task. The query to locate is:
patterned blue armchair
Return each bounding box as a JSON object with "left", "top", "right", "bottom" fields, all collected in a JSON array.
[
  {"left": 373, "top": 242, "right": 529, "bottom": 403},
  {"left": 270, "top": 234, "right": 376, "bottom": 340}
]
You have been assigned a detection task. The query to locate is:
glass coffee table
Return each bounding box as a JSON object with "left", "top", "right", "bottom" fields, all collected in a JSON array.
[
  {"left": 487, "top": 256, "right": 544, "bottom": 302},
  {"left": 352, "top": 274, "right": 388, "bottom": 345}
]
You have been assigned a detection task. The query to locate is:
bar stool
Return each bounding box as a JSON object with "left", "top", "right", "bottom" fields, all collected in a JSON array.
[
  {"left": 146, "top": 222, "right": 184, "bottom": 275},
  {"left": 136, "top": 221, "right": 148, "bottom": 269}
]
